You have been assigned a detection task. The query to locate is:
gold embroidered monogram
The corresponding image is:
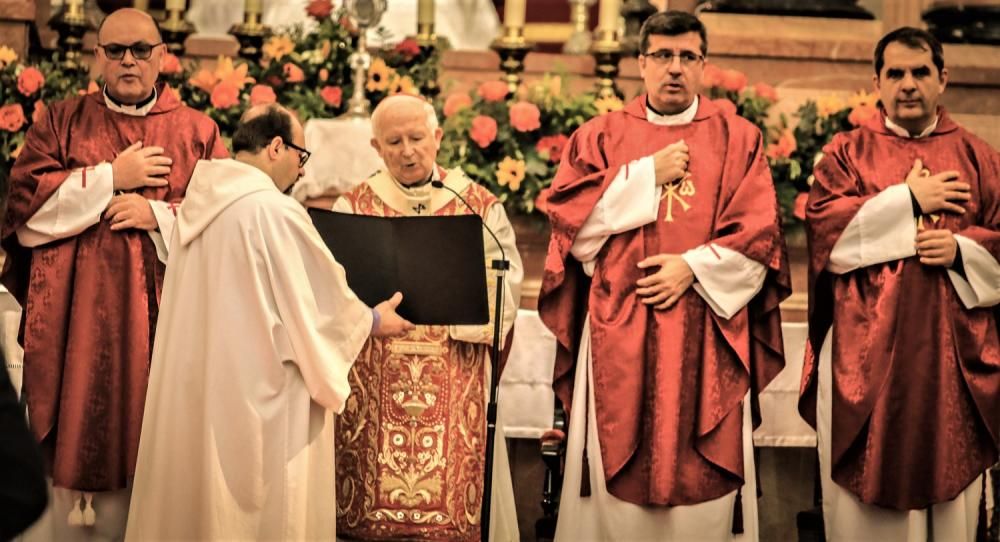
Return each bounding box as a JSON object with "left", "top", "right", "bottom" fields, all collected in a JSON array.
[{"left": 661, "top": 176, "right": 696, "bottom": 222}]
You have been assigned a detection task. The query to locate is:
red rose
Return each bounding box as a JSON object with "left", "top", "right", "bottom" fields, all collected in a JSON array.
[
  {"left": 320, "top": 85, "right": 342, "bottom": 107},
  {"left": 443, "top": 93, "right": 473, "bottom": 117},
  {"left": 509, "top": 101, "right": 541, "bottom": 132},
  {"left": 161, "top": 53, "right": 183, "bottom": 75},
  {"left": 0, "top": 103, "right": 26, "bottom": 132},
  {"left": 535, "top": 134, "right": 569, "bottom": 163},
  {"left": 283, "top": 63, "right": 306, "bottom": 84},
  {"left": 210, "top": 81, "right": 240, "bottom": 109},
  {"left": 306, "top": 0, "right": 333, "bottom": 20},
  {"left": 720, "top": 69, "right": 747, "bottom": 93},
  {"left": 477, "top": 80, "right": 509, "bottom": 102},
  {"left": 469, "top": 115, "right": 498, "bottom": 148},
  {"left": 249, "top": 84, "right": 277, "bottom": 106},
  {"left": 17, "top": 67, "right": 45, "bottom": 96},
  {"left": 394, "top": 38, "right": 421, "bottom": 59}
]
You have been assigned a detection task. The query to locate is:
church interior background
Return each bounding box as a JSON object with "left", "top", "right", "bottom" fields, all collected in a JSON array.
[{"left": 1, "top": 0, "right": 998, "bottom": 540}]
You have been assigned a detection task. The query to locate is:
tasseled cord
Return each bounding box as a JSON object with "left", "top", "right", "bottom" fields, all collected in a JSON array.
[
  {"left": 731, "top": 487, "right": 744, "bottom": 534},
  {"left": 67, "top": 492, "right": 96, "bottom": 527}
]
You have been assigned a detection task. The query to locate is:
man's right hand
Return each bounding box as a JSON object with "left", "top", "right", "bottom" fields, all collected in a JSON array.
[
  {"left": 652, "top": 140, "right": 689, "bottom": 187},
  {"left": 906, "top": 158, "right": 969, "bottom": 215},
  {"left": 372, "top": 292, "right": 415, "bottom": 338},
  {"left": 111, "top": 141, "right": 172, "bottom": 191}
]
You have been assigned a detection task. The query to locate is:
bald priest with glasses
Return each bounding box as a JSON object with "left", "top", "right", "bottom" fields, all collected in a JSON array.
[
  {"left": 2, "top": 8, "right": 227, "bottom": 539},
  {"left": 537, "top": 11, "right": 790, "bottom": 541}
]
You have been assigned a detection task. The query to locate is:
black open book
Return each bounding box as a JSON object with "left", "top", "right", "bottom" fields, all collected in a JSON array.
[{"left": 308, "top": 209, "right": 490, "bottom": 326}]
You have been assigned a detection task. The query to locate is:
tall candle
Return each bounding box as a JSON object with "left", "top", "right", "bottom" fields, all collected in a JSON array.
[
  {"left": 504, "top": 0, "right": 526, "bottom": 28},
  {"left": 134, "top": 0, "right": 150, "bottom": 10},
  {"left": 245, "top": 0, "right": 262, "bottom": 15},
  {"left": 418, "top": 0, "right": 434, "bottom": 25},
  {"left": 597, "top": 0, "right": 620, "bottom": 32}
]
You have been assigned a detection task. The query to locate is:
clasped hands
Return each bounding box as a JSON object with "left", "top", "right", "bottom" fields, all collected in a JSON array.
[
  {"left": 106, "top": 141, "right": 172, "bottom": 231},
  {"left": 906, "top": 158, "right": 969, "bottom": 267}
]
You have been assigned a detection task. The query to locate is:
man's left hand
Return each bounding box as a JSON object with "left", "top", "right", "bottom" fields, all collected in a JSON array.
[
  {"left": 105, "top": 194, "right": 158, "bottom": 231},
  {"left": 915, "top": 229, "right": 957, "bottom": 267},
  {"left": 636, "top": 253, "right": 694, "bottom": 310}
]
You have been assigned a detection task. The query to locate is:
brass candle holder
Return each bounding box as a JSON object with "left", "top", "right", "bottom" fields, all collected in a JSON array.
[
  {"left": 591, "top": 29, "right": 623, "bottom": 99},
  {"left": 490, "top": 26, "right": 533, "bottom": 95},
  {"left": 229, "top": 8, "right": 271, "bottom": 62},
  {"left": 563, "top": 0, "right": 594, "bottom": 55},
  {"left": 414, "top": 23, "right": 441, "bottom": 98},
  {"left": 161, "top": 6, "right": 196, "bottom": 57},
  {"left": 48, "top": 0, "right": 91, "bottom": 72}
]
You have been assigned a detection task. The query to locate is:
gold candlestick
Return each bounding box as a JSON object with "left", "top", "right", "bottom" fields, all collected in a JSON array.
[
  {"left": 162, "top": 3, "right": 197, "bottom": 56},
  {"left": 48, "top": 0, "right": 91, "bottom": 72},
  {"left": 229, "top": 0, "right": 271, "bottom": 62},
  {"left": 491, "top": 26, "right": 533, "bottom": 95},
  {"left": 591, "top": 29, "right": 623, "bottom": 99},
  {"left": 564, "top": 0, "right": 594, "bottom": 55}
]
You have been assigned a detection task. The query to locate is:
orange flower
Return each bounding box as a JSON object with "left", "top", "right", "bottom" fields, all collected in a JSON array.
[
  {"left": 320, "top": 85, "right": 342, "bottom": 107},
  {"left": 702, "top": 63, "right": 724, "bottom": 88},
  {"left": 249, "top": 84, "right": 277, "bottom": 106},
  {"left": 262, "top": 35, "right": 295, "bottom": 62},
  {"left": 847, "top": 89, "right": 878, "bottom": 109},
  {"left": 319, "top": 68, "right": 329, "bottom": 82},
  {"left": 720, "top": 69, "right": 747, "bottom": 93},
  {"left": 389, "top": 75, "right": 419, "bottom": 96},
  {"left": 766, "top": 129, "right": 797, "bottom": 160},
  {"left": 0, "top": 103, "right": 26, "bottom": 132},
  {"left": 848, "top": 104, "right": 878, "bottom": 127},
  {"left": 443, "top": 92, "right": 473, "bottom": 117},
  {"left": 469, "top": 115, "right": 497, "bottom": 148},
  {"left": 496, "top": 156, "right": 526, "bottom": 191},
  {"left": 17, "top": 67, "right": 45, "bottom": 96},
  {"left": 753, "top": 82, "right": 778, "bottom": 102},
  {"left": 306, "top": 0, "right": 333, "bottom": 19},
  {"left": 793, "top": 192, "right": 809, "bottom": 221},
  {"left": 215, "top": 56, "right": 255, "bottom": 90},
  {"left": 536, "top": 134, "right": 569, "bottom": 163},
  {"left": 161, "top": 53, "right": 183, "bottom": 75},
  {"left": 0, "top": 45, "right": 19, "bottom": 67},
  {"left": 366, "top": 57, "right": 392, "bottom": 92},
  {"left": 509, "top": 101, "right": 541, "bottom": 132},
  {"left": 210, "top": 81, "right": 240, "bottom": 109},
  {"left": 816, "top": 95, "right": 846, "bottom": 119},
  {"left": 714, "top": 98, "right": 737, "bottom": 116},
  {"left": 31, "top": 100, "right": 46, "bottom": 124},
  {"left": 188, "top": 68, "right": 220, "bottom": 94},
  {"left": 594, "top": 95, "right": 624, "bottom": 114},
  {"left": 477, "top": 80, "right": 509, "bottom": 102},
  {"left": 283, "top": 63, "right": 305, "bottom": 83}
]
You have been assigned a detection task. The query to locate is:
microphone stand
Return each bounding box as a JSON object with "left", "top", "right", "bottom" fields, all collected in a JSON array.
[{"left": 431, "top": 180, "right": 508, "bottom": 542}]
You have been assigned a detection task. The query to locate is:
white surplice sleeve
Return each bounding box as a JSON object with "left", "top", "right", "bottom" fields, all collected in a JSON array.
[
  {"left": 827, "top": 183, "right": 918, "bottom": 274},
  {"left": 570, "top": 156, "right": 661, "bottom": 274},
  {"left": 947, "top": 235, "right": 1000, "bottom": 309},
  {"left": 681, "top": 244, "right": 767, "bottom": 319},
  {"left": 16, "top": 163, "right": 114, "bottom": 247},
  {"left": 147, "top": 200, "right": 179, "bottom": 264},
  {"left": 450, "top": 203, "right": 523, "bottom": 346},
  {"left": 265, "top": 202, "right": 373, "bottom": 413}
]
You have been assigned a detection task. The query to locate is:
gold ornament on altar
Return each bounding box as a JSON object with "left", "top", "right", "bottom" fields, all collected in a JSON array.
[
  {"left": 345, "top": 0, "right": 388, "bottom": 117},
  {"left": 660, "top": 176, "right": 696, "bottom": 222}
]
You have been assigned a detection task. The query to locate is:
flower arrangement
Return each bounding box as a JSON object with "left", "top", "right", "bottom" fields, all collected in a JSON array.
[{"left": 436, "top": 75, "right": 601, "bottom": 217}]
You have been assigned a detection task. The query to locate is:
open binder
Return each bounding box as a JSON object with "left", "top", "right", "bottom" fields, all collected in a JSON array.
[{"left": 308, "top": 209, "right": 489, "bottom": 326}]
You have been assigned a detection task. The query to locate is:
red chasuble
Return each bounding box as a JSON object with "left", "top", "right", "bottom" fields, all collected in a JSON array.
[
  {"left": 1, "top": 85, "right": 227, "bottom": 492},
  {"left": 335, "top": 179, "right": 498, "bottom": 541},
  {"left": 801, "top": 110, "right": 1000, "bottom": 510},
  {"left": 538, "top": 96, "right": 790, "bottom": 506}
]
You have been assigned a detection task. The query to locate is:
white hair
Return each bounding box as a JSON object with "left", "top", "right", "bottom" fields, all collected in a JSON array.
[{"left": 370, "top": 94, "right": 438, "bottom": 137}]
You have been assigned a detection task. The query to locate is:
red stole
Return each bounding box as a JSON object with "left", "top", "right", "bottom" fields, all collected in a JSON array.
[
  {"left": 538, "top": 96, "right": 790, "bottom": 506},
  {"left": 801, "top": 110, "right": 1000, "bottom": 509},
  {"left": 1, "top": 85, "right": 228, "bottom": 491}
]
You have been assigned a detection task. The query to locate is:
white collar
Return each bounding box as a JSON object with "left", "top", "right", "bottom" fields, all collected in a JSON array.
[
  {"left": 103, "top": 86, "right": 158, "bottom": 117},
  {"left": 884, "top": 115, "right": 938, "bottom": 139},
  {"left": 646, "top": 96, "right": 699, "bottom": 126}
]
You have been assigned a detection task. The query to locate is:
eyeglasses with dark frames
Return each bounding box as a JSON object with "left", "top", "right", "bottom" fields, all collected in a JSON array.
[
  {"left": 642, "top": 49, "right": 704, "bottom": 66},
  {"left": 98, "top": 42, "right": 163, "bottom": 61},
  {"left": 284, "top": 141, "right": 312, "bottom": 168}
]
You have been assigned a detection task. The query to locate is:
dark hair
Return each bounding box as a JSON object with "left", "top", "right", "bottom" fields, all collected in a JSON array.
[
  {"left": 874, "top": 27, "right": 945, "bottom": 76},
  {"left": 97, "top": 9, "right": 163, "bottom": 43},
  {"left": 639, "top": 11, "right": 707, "bottom": 56},
  {"left": 232, "top": 105, "right": 295, "bottom": 155}
]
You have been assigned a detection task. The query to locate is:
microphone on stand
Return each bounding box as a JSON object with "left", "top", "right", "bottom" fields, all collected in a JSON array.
[{"left": 430, "top": 178, "right": 508, "bottom": 542}]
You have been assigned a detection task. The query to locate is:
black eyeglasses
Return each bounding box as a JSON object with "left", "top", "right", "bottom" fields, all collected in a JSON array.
[
  {"left": 643, "top": 49, "right": 704, "bottom": 66},
  {"left": 98, "top": 42, "right": 163, "bottom": 61},
  {"left": 284, "top": 141, "right": 312, "bottom": 168}
]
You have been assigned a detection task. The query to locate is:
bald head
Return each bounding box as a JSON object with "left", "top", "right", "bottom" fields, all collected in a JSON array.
[
  {"left": 233, "top": 104, "right": 307, "bottom": 192},
  {"left": 95, "top": 8, "right": 165, "bottom": 104},
  {"left": 98, "top": 8, "right": 162, "bottom": 44},
  {"left": 370, "top": 95, "right": 443, "bottom": 186}
]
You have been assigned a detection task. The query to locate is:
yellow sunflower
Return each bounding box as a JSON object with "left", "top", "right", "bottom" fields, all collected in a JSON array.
[
  {"left": 389, "top": 75, "right": 419, "bottom": 96},
  {"left": 0, "top": 45, "right": 18, "bottom": 68},
  {"left": 367, "top": 57, "right": 393, "bottom": 92},
  {"left": 594, "top": 95, "right": 625, "bottom": 114},
  {"left": 262, "top": 35, "right": 295, "bottom": 62},
  {"left": 816, "top": 94, "right": 847, "bottom": 119},
  {"left": 496, "top": 157, "right": 526, "bottom": 192}
]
